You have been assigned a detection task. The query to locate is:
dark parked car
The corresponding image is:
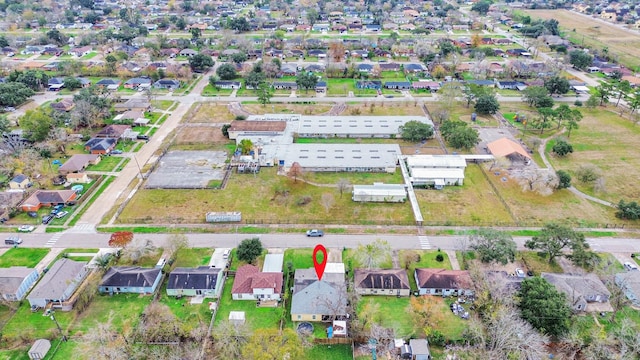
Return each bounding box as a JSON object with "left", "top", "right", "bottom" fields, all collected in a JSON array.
[
  {"left": 42, "top": 215, "right": 54, "bottom": 225},
  {"left": 137, "top": 135, "right": 149, "bottom": 140},
  {"left": 27, "top": 211, "right": 38, "bottom": 218}
]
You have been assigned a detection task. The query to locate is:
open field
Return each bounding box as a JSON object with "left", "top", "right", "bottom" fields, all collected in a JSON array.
[
  {"left": 545, "top": 108, "right": 640, "bottom": 203},
  {"left": 241, "top": 102, "right": 334, "bottom": 115},
  {"left": 214, "top": 280, "right": 283, "bottom": 330},
  {"left": 118, "top": 167, "right": 415, "bottom": 225},
  {"left": 0, "top": 248, "right": 49, "bottom": 268},
  {"left": 427, "top": 102, "right": 500, "bottom": 127},
  {"left": 175, "top": 126, "right": 227, "bottom": 145},
  {"left": 523, "top": 9, "right": 640, "bottom": 70},
  {"left": 343, "top": 102, "right": 427, "bottom": 116},
  {"left": 184, "top": 103, "right": 236, "bottom": 123}
]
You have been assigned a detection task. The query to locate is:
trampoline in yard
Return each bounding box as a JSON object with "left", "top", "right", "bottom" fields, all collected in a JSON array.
[{"left": 296, "top": 322, "right": 314, "bottom": 335}]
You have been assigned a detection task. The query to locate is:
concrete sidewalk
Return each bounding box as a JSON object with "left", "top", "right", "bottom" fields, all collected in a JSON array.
[{"left": 35, "top": 247, "right": 65, "bottom": 273}]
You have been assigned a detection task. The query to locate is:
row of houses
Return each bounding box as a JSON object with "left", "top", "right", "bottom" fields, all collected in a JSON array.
[{"left": 46, "top": 77, "right": 180, "bottom": 92}]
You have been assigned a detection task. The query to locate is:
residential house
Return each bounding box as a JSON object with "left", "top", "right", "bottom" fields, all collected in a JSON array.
[
  {"left": 280, "top": 65, "right": 298, "bottom": 76},
  {"left": 76, "top": 77, "right": 91, "bottom": 88},
  {"left": 21, "top": 190, "right": 77, "bottom": 212},
  {"left": 214, "top": 81, "right": 241, "bottom": 89},
  {"left": 179, "top": 48, "right": 197, "bottom": 57},
  {"left": 494, "top": 80, "right": 524, "bottom": 90},
  {"left": 409, "top": 339, "right": 432, "bottom": 360},
  {"left": 384, "top": 81, "right": 411, "bottom": 90},
  {"left": 95, "top": 124, "right": 131, "bottom": 139},
  {"left": 116, "top": 110, "right": 146, "bottom": 123},
  {"left": 231, "top": 264, "right": 283, "bottom": 302},
  {"left": 542, "top": 273, "right": 611, "bottom": 312},
  {"left": 58, "top": 154, "right": 101, "bottom": 175},
  {"left": 114, "top": 99, "right": 151, "bottom": 112},
  {"left": 9, "top": 174, "right": 30, "bottom": 190},
  {"left": 95, "top": 78, "right": 121, "bottom": 90},
  {"left": 412, "top": 81, "right": 441, "bottom": 92},
  {"left": 354, "top": 269, "right": 411, "bottom": 296},
  {"left": 404, "top": 63, "right": 425, "bottom": 74},
  {"left": 0, "top": 267, "right": 39, "bottom": 301},
  {"left": 167, "top": 266, "right": 224, "bottom": 298},
  {"left": 358, "top": 63, "right": 374, "bottom": 73},
  {"left": 50, "top": 99, "right": 75, "bottom": 112},
  {"left": 68, "top": 46, "right": 92, "bottom": 57},
  {"left": 356, "top": 80, "right": 382, "bottom": 90},
  {"left": 160, "top": 48, "right": 179, "bottom": 58},
  {"left": 316, "top": 81, "right": 327, "bottom": 93},
  {"left": 291, "top": 279, "right": 347, "bottom": 322},
  {"left": 124, "top": 77, "right": 152, "bottom": 89},
  {"left": 99, "top": 267, "right": 163, "bottom": 295},
  {"left": 379, "top": 63, "right": 401, "bottom": 72},
  {"left": 84, "top": 137, "right": 117, "bottom": 155},
  {"left": 272, "top": 81, "right": 297, "bottom": 90},
  {"left": 154, "top": 79, "right": 181, "bottom": 90},
  {"left": 615, "top": 271, "right": 640, "bottom": 307},
  {"left": 307, "top": 49, "right": 327, "bottom": 59},
  {"left": 27, "top": 259, "right": 89, "bottom": 310},
  {"left": 47, "top": 78, "right": 64, "bottom": 91},
  {"left": 415, "top": 268, "right": 474, "bottom": 297}
]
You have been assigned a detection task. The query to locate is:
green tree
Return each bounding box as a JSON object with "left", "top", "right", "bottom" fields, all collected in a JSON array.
[
  {"left": 230, "top": 17, "right": 250, "bottom": 32},
  {"left": 0, "top": 82, "right": 35, "bottom": 107},
  {"left": 46, "top": 29, "right": 68, "bottom": 46},
  {"left": 399, "top": 120, "right": 434, "bottom": 142},
  {"left": 552, "top": 139, "right": 573, "bottom": 156},
  {"left": 231, "top": 52, "right": 248, "bottom": 65},
  {"left": 20, "top": 108, "right": 53, "bottom": 142},
  {"left": 524, "top": 223, "right": 588, "bottom": 264},
  {"left": 63, "top": 77, "right": 82, "bottom": 90},
  {"left": 440, "top": 120, "right": 467, "bottom": 140},
  {"left": 257, "top": 82, "right": 273, "bottom": 107},
  {"left": 474, "top": 94, "right": 500, "bottom": 114},
  {"left": 0, "top": 35, "right": 9, "bottom": 48},
  {"left": 245, "top": 71, "right": 265, "bottom": 90},
  {"left": 471, "top": 0, "right": 491, "bottom": 14},
  {"left": 188, "top": 53, "right": 214, "bottom": 72},
  {"left": 522, "top": 86, "right": 554, "bottom": 108},
  {"left": 447, "top": 126, "right": 480, "bottom": 150},
  {"left": 532, "top": 107, "right": 556, "bottom": 134},
  {"left": 554, "top": 104, "right": 582, "bottom": 136},
  {"left": 306, "top": 8, "right": 319, "bottom": 26},
  {"left": 237, "top": 238, "right": 263, "bottom": 264},
  {"left": 613, "top": 79, "right": 632, "bottom": 107},
  {"left": 518, "top": 277, "right": 571, "bottom": 337},
  {"left": 216, "top": 64, "right": 237, "bottom": 80},
  {"left": 469, "top": 229, "right": 517, "bottom": 265},
  {"left": 295, "top": 72, "right": 318, "bottom": 93},
  {"left": 616, "top": 200, "right": 640, "bottom": 220},
  {"left": 594, "top": 83, "right": 613, "bottom": 106},
  {"left": 238, "top": 139, "right": 253, "bottom": 155},
  {"left": 190, "top": 27, "right": 201, "bottom": 41},
  {"left": 556, "top": 170, "right": 571, "bottom": 189},
  {"left": 568, "top": 50, "right": 593, "bottom": 70},
  {"left": 544, "top": 76, "right": 570, "bottom": 96},
  {"left": 175, "top": 17, "right": 187, "bottom": 30}
]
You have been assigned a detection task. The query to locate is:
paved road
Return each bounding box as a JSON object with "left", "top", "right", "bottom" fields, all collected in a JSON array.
[{"left": 2, "top": 232, "right": 639, "bottom": 254}]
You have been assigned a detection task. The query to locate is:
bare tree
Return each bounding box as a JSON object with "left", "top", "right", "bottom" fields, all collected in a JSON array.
[
  {"left": 354, "top": 239, "right": 392, "bottom": 270},
  {"left": 287, "top": 162, "right": 303, "bottom": 182},
  {"left": 164, "top": 233, "right": 189, "bottom": 262},
  {"left": 320, "top": 192, "right": 334, "bottom": 213},
  {"left": 336, "top": 178, "right": 351, "bottom": 198},
  {"left": 484, "top": 306, "right": 549, "bottom": 359},
  {"left": 512, "top": 168, "right": 558, "bottom": 196},
  {"left": 77, "top": 313, "right": 131, "bottom": 360},
  {"left": 213, "top": 320, "right": 251, "bottom": 360},
  {"left": 123, "top": 238, "right": 155, "bottom": 265},
  {"left": 135, "top": 302, "right": 184, "bottom": 344}
]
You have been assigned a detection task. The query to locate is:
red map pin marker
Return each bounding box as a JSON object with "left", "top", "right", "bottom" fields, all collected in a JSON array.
[{"left": 313, "top": 244, "right": 328, "bottom": 281}]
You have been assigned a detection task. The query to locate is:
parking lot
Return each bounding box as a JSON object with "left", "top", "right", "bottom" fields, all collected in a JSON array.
[{"left": 145, "top": 150, "right": 228, "bottom": 189}]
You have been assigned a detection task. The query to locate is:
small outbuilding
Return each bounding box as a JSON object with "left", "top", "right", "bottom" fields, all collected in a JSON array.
[
  {"left": 409, "top": 339, "right": 431, "bottom": 360},
  {"left": 352, "top": 183, "right": 407, "bottom": 203},
  {"left": 28, "top": 339, "right": 51, "bottom": 360}
]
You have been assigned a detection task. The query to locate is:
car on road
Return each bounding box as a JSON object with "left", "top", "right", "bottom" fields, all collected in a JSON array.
[
  {"left": 18, "top": 225, "right": 35, "bottom": 232},
  {"left": 55, "top": 211, "right": 69, "bottom": 219},
  {"left": 5, "top": 236, "right": 22, "bottom": 245},
  {"left": 306, "top": 229, "right": 324, "bottom": 237},
  {"left": 42, "top": 215, "right": 54, "bottom": 225},
  {"left": 624, "top": 262, "right": 638, "bottom": 271},
  {"left": 111, "top": 149, "right": 123, "bottom": 154},
  {"left": 515, "top": 268, "right": 525, "bottom": 278}
]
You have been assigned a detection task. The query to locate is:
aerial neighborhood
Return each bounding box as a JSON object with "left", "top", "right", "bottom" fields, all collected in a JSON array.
[{"left": 1, "top": 0, "right": 640, "bottom": 359}]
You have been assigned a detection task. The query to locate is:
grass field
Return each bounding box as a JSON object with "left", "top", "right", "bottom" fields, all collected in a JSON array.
[
  {"left": 518, "top": 251, "right": 563, "bottom": 275},
  {"left": 399, "top": 250, "right": 452, "bottom": 290},
  {"left": 70, "top": 293, "right": 152, "bottom": 334},
  {"left": 343, "top": 102, "right": 426, "bottom": 116},
  {"left": 214, "top": 280, "right": 284, "bottom": 330},
  {"left": 173, "top": 247, "right": 213, "bottom": 267},
  {"left": 241, "top": 103, "right": 333, "bottom": 115},
  {"left": 545, "top": 108, "right": 640, "bottom": 203},
  {"left": 118, "top": 167, "right": 415, "bottom": 225},
  {"left": 0, "top": 248, "right": 50, "bottom": 268},
  {"left": 184, "top": 103, "right": 236, "bottom": 123},
  {"left": 523, "top": 9, "right": 640, "bottom": 70},
  {"left": 305, "top": 344, "right": 352, "bottom": 360},
  {"left": 85, "top": 156, "right": 124, "bottom": 172}
]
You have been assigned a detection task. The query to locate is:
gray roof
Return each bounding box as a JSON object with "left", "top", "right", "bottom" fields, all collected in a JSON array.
[
  {"left": 541, "top": 272, "right": 610, "bottom": 303},
  {"left": 0, "top": 267, "right": 37, "bottom": 295},
  {"left": 615, "top": 272, "right": 640, "bottom": 306},
  {"left": 262, "top": 254, "right": 284, "bottom": 273},
  {"left": 167, "top": 266, "right": 220, "bottom": 291},
  {"left": 100, "top": 266, "right": 161, "bottom": 288},
  {"left": 263, "top": 143, "right": 401, "bottom": 170},
  {"left": 10, "top": 174, "right": 28, "bottom": 183},
  {"left": 28, "top": 259, "right": 86, "bottom": 300},
  {"left": 291, "top": 280, "right": 347, "bottom": 316},
  {"left": 409, "top": 339, "right": 431, "bottom": 357},
  {"left": 296, "top": 115, "right": 433, "bottom": 137},
  {"left": 294, "top": 268, "right": 345, "bottom": 293}
]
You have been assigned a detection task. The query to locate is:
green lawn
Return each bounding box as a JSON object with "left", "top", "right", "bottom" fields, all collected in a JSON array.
[
  {"left": 173, "top": 247, "right": 213, "bottom": 267},
  {"left": 284, "top": 248, "right": 315, "bottom": 270},
  {"left": 518, "top": 251, "right": 563, "bottom": 275},
  {"left": 152, "top": 100, "right": 175, "bottom": 111},
  {"left": 201, "top": 84, "right": 234, "bottom": 96},
  {"left": 214, "top": 280, "right": 284, "bottom": 331},
  {"left": 399, "top": 250, "right": 452, "bottom": 290},
  {"left": 85, "top": 156, "right": 123, "bottom": 172},
  {"left": 357, "top": 296, "right": 414, "bottom": 337},
  {"left": 343, "top": 248, "right": 393, "bottom": 273},
  {"left": 0, "top": 248, "right": 50, "bottom": 268},
  {"left": 304, "top": 344, "right": 352, "bottom": 360},
  {"left": 54, "top": 248, "right": 99, "bottom": 263},
  {"left": 71, "top": 293, "right": 152, "bottom": 335},
  {"left": 2, "top": 301, "right": 75, "bottom": 341}
]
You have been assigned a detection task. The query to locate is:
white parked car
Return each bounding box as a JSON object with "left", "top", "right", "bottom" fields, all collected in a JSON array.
[
  {"left": 55, "top": 211, "right": 69, "bottom": 219},
  {"left": 624, "top": 262, "right": 638, "bottom": 271},
  {"left": 515, "top": 268, "right": 526, "bottom": 278},
  {"left": 18, "top": 225, "right": 35, "bottom": 232}
]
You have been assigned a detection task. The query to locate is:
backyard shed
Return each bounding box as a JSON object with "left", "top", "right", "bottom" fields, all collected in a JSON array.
[{"left": 28, "top": 339, "right": 51, "bottom": 360}]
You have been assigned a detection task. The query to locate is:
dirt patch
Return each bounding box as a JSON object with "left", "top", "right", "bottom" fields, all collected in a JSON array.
[
  {"left": 185, "top": 103, "right": 236, "bottom": 123},
  {"left": 344, "top": 102, "right": 426, "bottom": 116},
  {"left": 241, "top": 103, "right": 334, "bottom": 115},
  {"left": 176, "top": 126, "right": 226, "bottom": 144}
]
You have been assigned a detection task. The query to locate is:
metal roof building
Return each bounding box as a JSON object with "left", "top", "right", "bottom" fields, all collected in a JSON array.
[
  {"left": 406, "top": 155, "right": 467, "bottom": 169},
  {"left": 296, "top": 116, "right": 433, "bottom": 138},
  {"left": 409, "top": 168, "right": 466, "bottom": 188},
  {"left": 352, "top": 183, "right": 407, "bottom": 203},
  {"left": 262, "top": 143, "right": 401, "bottom": 173}
]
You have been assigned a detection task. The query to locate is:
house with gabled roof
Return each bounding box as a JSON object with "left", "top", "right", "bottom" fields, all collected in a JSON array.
[
  {"left": 231, "top": 264, "right": 283, "bottom": 302},
  {"left": 114, "top": 98, "right": 151, "bottom": 112},
  {"left": 124, "top": 77, "right": 152, "bottom": 89},
  {"left": 21, "top": 190, "right": 77, "bottom": 212},
  {"left": 99, "top": 267, "right": 162, "bottom": 295},
  {"left": 9, "top": 174, "right": 30, "bottom": 190},
  {"left": 27, "top": 259, "right": 89, "bottom": 310},
  {"left": 58, "top": 154, "right": 101, "bottom": 175},
  {"left": 167, "top": 266, "right": 223, "bottom": 298},
  {"left": 415, "top": 268, "right": 474, "bottom": 297},
  {"left": 291, "top": 277, "right": 347, "bottom": 322},
  {"left": 95, "top": 124, "right": 131, "bottom": 139},
  {"left": 0, "top": 267, "right": 39, "bottom": 301},
  {"left": 542, "top": 273, "right": 610, "bottom": 312},
  {"left": 84, "top": 137, "right": 117, "bottom": 155},
  {"left": 50, "top": 98, "right": 75, "bottom": 112},
  {"left": 354, "top": 269, "right": 411, "bottom": 296}
]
